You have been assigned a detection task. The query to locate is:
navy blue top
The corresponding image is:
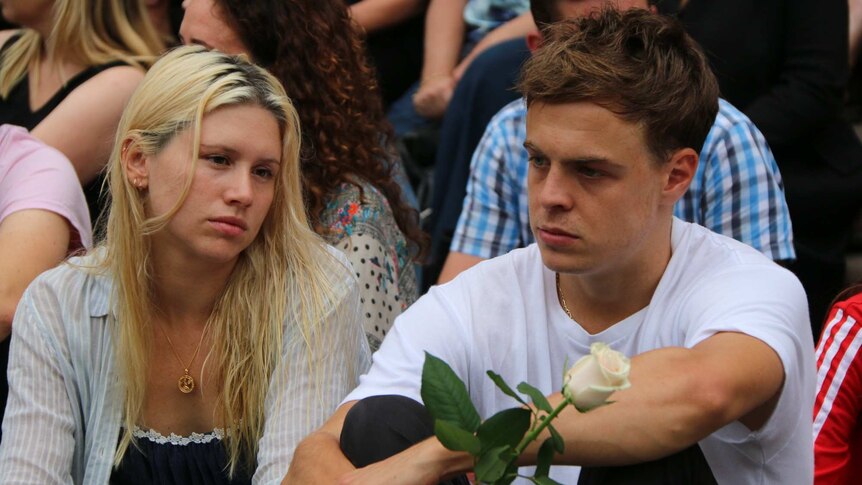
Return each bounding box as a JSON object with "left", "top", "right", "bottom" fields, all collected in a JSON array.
[{"left": 110, "top": 428, "right": 252, "bottom": 485}]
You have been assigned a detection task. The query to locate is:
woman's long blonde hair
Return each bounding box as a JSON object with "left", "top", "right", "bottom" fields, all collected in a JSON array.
[
  {"left": 0, "top": 0, "right": 164, "bottom": 98},
  {"left": 103, "top": 45, "right": 344, "bottom": 474}
]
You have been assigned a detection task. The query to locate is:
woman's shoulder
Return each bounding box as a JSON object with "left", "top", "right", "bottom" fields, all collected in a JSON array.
[
  {"left": 70, "top": 63, "right": 144, "bottom": 99},
  {"left": 319, "top": 179, "right": 399, "bottom": 242},
  {"left": 28, "top": 251, "right": 106, "bottom": 294}
]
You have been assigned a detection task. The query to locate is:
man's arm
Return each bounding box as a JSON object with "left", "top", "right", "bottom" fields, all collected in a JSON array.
[
  {"left": 413, "top": 0, "right": 468, "bottom": 118},
  {"left": 349, "top": 0, "right": 425, "bottom": 34},
  {"left": 437, "top": 252, "right": 484, "bottom": 284},
  {"left": 283, "top": 402, "right": 358, "bottom": 484},
  {"left": 327, "top": 331, "right": 786, "bottom": 483},
  {"left": 526, "top": 332, "right": 785, "bottom": 466},
  {"left": 697, "top": 103, "right": 795, "bottom": 262},
  {"left": 452, "top": 12, "right": 536, "bottom": 81}
]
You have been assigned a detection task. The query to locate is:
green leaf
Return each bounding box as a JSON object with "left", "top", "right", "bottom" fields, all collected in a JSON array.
[
  {"left": 535, "top": 438, "right": 555, "bottom": 478},
  {"left": 421, "top": 352, "right": 481, "bottom": 432},
  {"left": 517, "top": 382, "right": 552, "bottom": 413},
  {"left": 547, "top": 424, "right": 565, "bottom": 454},
  {"left": 474, "top": 445, "right": 513, "bottom": 483},
  {"left": 476, "top": 407, "right": 531, "bottom": 453},
  {"left": 434, "top": 420, "right": 481, "bottom": 454},
  {"left": 486, "top": 371, "right": 527, "bottom": 406}
]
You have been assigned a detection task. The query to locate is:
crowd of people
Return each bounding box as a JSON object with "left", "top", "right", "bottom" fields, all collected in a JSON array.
[{"left": 0, "top": 0, "right": 860, "bottom": 484}]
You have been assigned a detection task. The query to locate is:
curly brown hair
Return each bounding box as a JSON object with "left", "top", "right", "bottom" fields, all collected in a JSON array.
[{"left": 215, "top": 0, "right": 426, "bottom": 258}]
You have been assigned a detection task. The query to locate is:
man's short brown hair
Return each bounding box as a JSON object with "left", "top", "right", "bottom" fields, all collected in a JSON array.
[
  {"left": 530, "top": 0, "right": 661, "bottom": 29},
  {"left": 519, "top": 8, "right": 719, "bottom": 163}
]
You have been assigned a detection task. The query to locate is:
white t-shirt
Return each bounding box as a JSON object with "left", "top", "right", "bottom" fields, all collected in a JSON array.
[{"left": 344, "top": 218, "right": 815, "bottom": 484}]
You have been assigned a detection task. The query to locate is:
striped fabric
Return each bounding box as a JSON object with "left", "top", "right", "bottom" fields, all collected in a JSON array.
[
  {"left": 813, "top": 293, "right": 862, "bottom": 484},
  {"left": 0, "top": 248, "right": 370, "bottom": 484},
  {"left": 452, "top": 98, "right": 795, "bottom": 261}
]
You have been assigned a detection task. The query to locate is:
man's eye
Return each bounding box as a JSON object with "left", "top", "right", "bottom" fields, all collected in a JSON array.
[
  {"left": 529, "top": 156, "right": 548, "bottom": 167},
  {"left": 578, "top": 166, "right": 604, "bottom": 178}
]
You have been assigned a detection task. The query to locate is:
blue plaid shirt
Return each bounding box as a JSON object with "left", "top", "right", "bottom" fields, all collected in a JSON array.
[{"left": 452, "top": 98, "right": 795, "bottom": 261}]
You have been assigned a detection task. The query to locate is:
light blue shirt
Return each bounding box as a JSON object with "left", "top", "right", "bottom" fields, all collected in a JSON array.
[
  {"left": 463, "top": 0, "right": 530, "bottom": 31},
  {"left": 453, "top": 98, "right": 796, "bottom": 261}
]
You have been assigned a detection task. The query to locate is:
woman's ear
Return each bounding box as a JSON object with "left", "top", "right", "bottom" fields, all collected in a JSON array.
[{"left": 122, "top": 138, "right": 149, "bottom": 190}]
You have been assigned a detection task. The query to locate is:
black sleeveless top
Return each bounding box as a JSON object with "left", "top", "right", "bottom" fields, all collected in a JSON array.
[
  {"left": 110, "top": 427, "right": 253, "bottom": 485},
  {"left": 0, "top": 34, "right": 125, "bottom": 224}
]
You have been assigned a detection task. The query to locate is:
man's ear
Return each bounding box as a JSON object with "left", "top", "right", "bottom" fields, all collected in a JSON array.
[
  {"left": 121, "top": 138, "right": 150, "bottom": 190},
  {"left": 526, "top": 30, "right": 543, "bottom": 52},
  {"left": 661, "top": 147, "right": 698, "bottom": 204}
]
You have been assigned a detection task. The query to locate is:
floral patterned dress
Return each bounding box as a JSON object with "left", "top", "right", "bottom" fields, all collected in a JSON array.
[{"left": 320, "top": 180, "right": 418, "bottom": 350}]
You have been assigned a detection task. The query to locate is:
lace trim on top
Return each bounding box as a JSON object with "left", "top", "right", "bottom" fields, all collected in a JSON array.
[{"left": 132, "top": 425, "right": 225, "bottom": 446}]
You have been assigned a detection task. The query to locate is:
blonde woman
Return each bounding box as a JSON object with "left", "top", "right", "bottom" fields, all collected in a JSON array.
[
  {"left": 0, "top": 46, "right": 370, "bottom": 484},
  {"left": 0, "top": 0, "right": 164, "bottom": 221}
]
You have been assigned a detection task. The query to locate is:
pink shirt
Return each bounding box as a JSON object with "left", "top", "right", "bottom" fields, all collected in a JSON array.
[{"left": 0, "top": 124, "right": 92, "bottom": 250}]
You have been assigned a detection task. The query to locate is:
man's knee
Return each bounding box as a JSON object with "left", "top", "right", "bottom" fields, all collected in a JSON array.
[{"left": 340, "top": 395, "right": 434, "bottom": 467}]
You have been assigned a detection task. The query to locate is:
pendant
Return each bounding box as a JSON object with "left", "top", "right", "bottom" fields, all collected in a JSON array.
[{"left": 178, "top": 370, "right": 195, "bottom": 394}]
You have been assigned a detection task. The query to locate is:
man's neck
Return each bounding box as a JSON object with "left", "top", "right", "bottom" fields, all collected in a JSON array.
[{"left": 557, "top": 228, "right": 674, "bottom": 335}]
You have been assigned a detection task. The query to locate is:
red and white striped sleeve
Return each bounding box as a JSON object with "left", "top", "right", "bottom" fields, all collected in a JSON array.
[{"left": 813, "top": 293, "right": 862, "bottom": 485}]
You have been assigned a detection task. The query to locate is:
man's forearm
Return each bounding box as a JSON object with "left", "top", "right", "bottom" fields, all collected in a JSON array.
[
  {"left": 521, "top": 336, "right": 784, "bottom": 467},
  {"left": 421, "top": 0, "right": 468, "bottom": 81},
  {"left": 350, "top": 0, "right": 424, "bottom": 34},
  {"left": 283, "top": 430, "right": 355, "bottom": 484}
]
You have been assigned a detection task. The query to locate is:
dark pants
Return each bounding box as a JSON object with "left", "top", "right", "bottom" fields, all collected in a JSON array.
[
  {"left": 341, "top": 395, "right": 717, "bottom": 484},
  {"left": 340, "top": 395, "right": 470, "bottom": 485},
  {"left": 577, "top": 444, "right": 717, "bottom": 485}
]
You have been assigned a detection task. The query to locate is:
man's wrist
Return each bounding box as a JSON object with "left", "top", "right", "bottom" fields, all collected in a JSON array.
[{"left": 416, "top": 437, "right": 473, "bottom": 479}]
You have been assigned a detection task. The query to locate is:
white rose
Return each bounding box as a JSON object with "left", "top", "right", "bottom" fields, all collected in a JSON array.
[{"left": 562, "top": 342, "right": 631, "bottom": 411}]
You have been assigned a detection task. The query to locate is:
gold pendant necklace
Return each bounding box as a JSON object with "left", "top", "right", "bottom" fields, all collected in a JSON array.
[
  {"left": 556, "top": 273, "right": 575, "bottom": 321},
  {"left": 157, "top": 321, "right": 211, "bottom": 394}
]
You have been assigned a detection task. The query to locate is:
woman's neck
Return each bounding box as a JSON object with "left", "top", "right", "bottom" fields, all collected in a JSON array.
[{"left": 149, "top": 252, "right": 237, "bottom": 328}]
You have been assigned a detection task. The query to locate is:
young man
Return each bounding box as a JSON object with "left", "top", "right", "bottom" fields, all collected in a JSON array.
[
  {"left": 437, "top": 0, "right": 794, "bottom": 284},
  {"left": 286, "top": 10, "right": 813, "bottom": 484}
]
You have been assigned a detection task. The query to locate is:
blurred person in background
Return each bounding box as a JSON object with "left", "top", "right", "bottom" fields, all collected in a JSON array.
[
  {"left": 814, "top": 283, "right": 862, "bottom": 485},
  {"left": 0, "top": 124, "right": 92, "bottom": 442},
  {"left": 0, "top": 0, "right": 165, "bottom": 223}
]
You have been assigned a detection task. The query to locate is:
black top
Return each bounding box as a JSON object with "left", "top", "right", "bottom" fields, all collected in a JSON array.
[
  {"left": 110, "top": 428, "right": 253, "bottom": 485},
  {"left": 667, "top": 0, "right": 862, "bottom": 175},
  {"left": 0, "top": 35, "right": 125, "bottom": 130}
]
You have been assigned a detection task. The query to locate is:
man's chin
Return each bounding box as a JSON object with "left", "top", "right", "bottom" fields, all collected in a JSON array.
[{"left": 538, "top": 248, "right": 590, "bottom": 275}]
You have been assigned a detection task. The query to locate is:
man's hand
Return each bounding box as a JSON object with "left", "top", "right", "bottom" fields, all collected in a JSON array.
[{"left": 413, "top": 75, "right": 456, "bottom": 119}]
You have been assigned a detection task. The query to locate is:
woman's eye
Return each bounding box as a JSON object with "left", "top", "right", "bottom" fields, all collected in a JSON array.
[
  {"left": 253, "top": 166, "right": 275, "bottom": 179},
  {"left": 206, "top": 154, "right": 230, "bottom": 165}
]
